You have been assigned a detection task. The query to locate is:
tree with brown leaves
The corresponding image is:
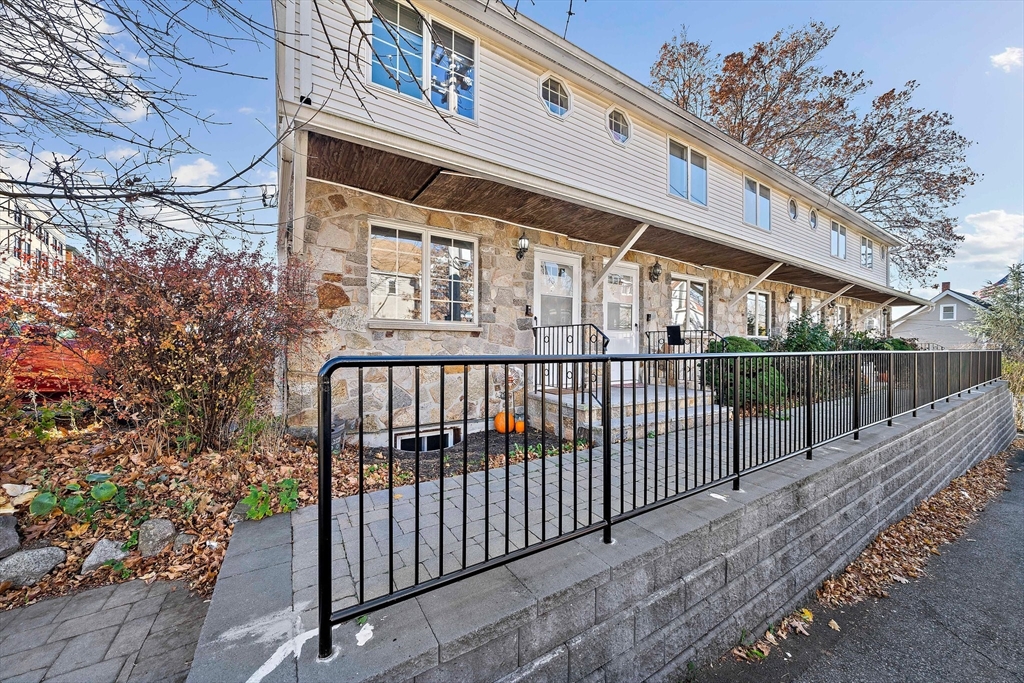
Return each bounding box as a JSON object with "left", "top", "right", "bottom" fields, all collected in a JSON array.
[{"left": 650, "top": 22, "right": 978, "bottom": 286}]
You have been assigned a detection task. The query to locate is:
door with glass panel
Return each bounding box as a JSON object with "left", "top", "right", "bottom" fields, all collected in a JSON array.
[
  {"left": 604, "top": 263, "right": 639, "bottom": 383},
  {"left": 534, "top": 251, "right": 581, "bottom": 387}
]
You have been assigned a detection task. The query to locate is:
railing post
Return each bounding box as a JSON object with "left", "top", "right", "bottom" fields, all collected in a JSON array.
[
  {"left": 805, "top": 354, "right": 814, "bottom": 459},
  {"left": 853, "top": 352, "right": 861, "bottom": 440},
  {"left": 887, "top": 351, "right": 894, "bottom": 427},
  {"left": 732, "top": 354, "right": 741, "bottom": 490},
  {"left": 912, "top": 353, "right": 919, "bottom": 417},
  {"left": 602, "top": 358, "right": 613, "bottom": 544},
  {"left": 931, "top": 351, "right": 936, "bottom": 409},
  {"left": 946, "top": 351, "right": 951, "bottom": 401},
  {"left": 317, "top": 372, "right": 334, "bottom": 660}
]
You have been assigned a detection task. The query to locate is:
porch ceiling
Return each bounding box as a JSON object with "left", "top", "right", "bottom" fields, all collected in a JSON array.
[{"left": 306, "top": 132, "right": 920, "bottom": 306}]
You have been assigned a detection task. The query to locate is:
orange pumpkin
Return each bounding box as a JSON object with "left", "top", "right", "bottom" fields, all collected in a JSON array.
[
  {"left": 494, "top": 412, "right": 514, "bottom": 434},
  {"left": 515, "top": 420, "right": 526, "bottom": 434}
]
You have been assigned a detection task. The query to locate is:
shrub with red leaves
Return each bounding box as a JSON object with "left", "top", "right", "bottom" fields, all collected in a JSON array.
[{"left": 50, "top": 230, "right": 321, "bottom": 451}]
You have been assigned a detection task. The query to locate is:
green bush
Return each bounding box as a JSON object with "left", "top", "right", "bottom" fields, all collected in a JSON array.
[
  {"left": 779, "top": 317, "right": 835, "bottom": 352},
  {"left": 704, "top": 336, "right": 789, "bottom": 410}
]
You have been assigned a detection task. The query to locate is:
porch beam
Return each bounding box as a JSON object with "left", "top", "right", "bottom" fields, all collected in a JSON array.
[
  {"left": 891, "top": 303, "right": 932, "bottom": 328},
  {"left": 807, "top": 284, "right": 855, "bottom": 315},
  {"left": 854, "top": 297, "right": 897, "bottom": 325},
  {"left": 593, "top": 223, "right": 648, "bottom": 287},
  {"left": 728, "top": 261, "right": 784, "bottom": 308}
]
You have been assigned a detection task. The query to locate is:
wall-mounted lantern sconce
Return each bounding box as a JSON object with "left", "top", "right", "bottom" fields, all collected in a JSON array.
[
  {"left": 516, "top": 234, "right": 530, "bottom": 261},
  {"left": 882, "top": 308, "right": 889, "bottom": 318},
  {"left": 649, "top": 261, "right": 663, "bottom": 283},
  {"left": 827, "top": 300, "right": 837, "bottom": 309},
  {"left": 786, "top": 289, "right": 796, "bottom": 303},
  {"left": 525, "top": 304, "right": 532, "bottom": 317}
]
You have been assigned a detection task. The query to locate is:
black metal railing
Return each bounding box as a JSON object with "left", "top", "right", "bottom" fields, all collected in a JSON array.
[
  {"left": 644, "top": 328, "right": 726, "bottom": 354},
  {"left": 532, "top": 323, "right": 609, "bottom": 393},
  {"left": 533, "top": 322, "right": 609, "bottom": 356},
  {"left": 315, "top": 349, "right": 1001, "bottom": 657}
]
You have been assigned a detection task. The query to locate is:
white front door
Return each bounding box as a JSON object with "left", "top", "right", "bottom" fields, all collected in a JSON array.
[
  {"left": 534, "top": 250, "right": 582, "bottom": 388},
  {"left": 604, "top": 263, "right": 639, "bottom": 383}
]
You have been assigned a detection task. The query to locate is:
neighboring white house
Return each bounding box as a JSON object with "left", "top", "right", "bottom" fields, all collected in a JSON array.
[
  {"left": 272, "top": 0, "right": 927, "bottom": 429},
  {"left": 1, "top": 177, "right": 68, "bottom": 299},
  {"left": 892, "top": 282, "right": 989, "bottom": 349}
]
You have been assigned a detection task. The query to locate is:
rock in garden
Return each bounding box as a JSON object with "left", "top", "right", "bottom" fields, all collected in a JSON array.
[
  {"left": 0, "top": 547, "right": 66, "bottom": 586},
  {"left": 81, "top": 539, "right": 128, "bottom": 574},
  {"left": 139, "top": 518, "right": 176, "bottom": 557},
  {"left": 173, "top": 533, "right": 197, "bottom": 553},
  {"left": 228, "top": 501, "right": 250, "bottom": 525},
  {"left": 0, "top": 516, "right": 18, "bottom": 560}
]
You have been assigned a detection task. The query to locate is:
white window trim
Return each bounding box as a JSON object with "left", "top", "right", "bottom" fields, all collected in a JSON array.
[
  {"left": 831, "top": 221, "right": 847, "bottom": 259},
  {"left": 666, "top": 137, "right": 710, "bottom": 208},
  {"left": 940, "top": 304, "right": 957, "bottom": 321},
  {"left": 669, "top": 274, "right": 710, "bottom": 330},
  {"left": 788, "top": 197, "right": 799, "bottom": 221},
  {"left": 367, "top": 218, "right": 480, "bottom": 327},
  {"left": 365, "top": 1, "right": 480, "bottom": 123},
  {"left": 743, "top": 176, "right": 771, "bottom": 231},
  {"left": 809, "top": 208, "right": 818, "bottom": 230},
  {"left": 745, "top": 289, "right": 772, "bottom": 338},
  {"left": 537, "top": 72, "right": 573, "bottom": 119},
  {"left": 604, "top": 105, "right": 632, "bottom": 146}
]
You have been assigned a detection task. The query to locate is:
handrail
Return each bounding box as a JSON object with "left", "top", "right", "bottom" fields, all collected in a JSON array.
[
  {"left": 532, "top": 322, "right": 609, "bottom": 355},
  {"left": 314, "top": 348, "right": 1003, "bottom": 658},
  {"left": 645, "top": 328, "right": 726, "bottom": 354}
]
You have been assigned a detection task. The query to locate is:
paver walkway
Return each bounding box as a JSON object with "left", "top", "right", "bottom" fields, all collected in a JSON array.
[{"left": 0, "top": 580, "right": 207, "bottom": 683}]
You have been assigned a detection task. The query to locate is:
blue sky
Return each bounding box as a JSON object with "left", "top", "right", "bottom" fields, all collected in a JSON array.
[{"left": 171, "top": 0, "right": 1023, "bottom": 297}]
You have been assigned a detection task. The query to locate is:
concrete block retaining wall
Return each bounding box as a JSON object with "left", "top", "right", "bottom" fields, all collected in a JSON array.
[
  {"left": 186, "top": 382, "right": 1015, "bottom": 683},
  {"left": 415, "top": 382, "right": 1016, "bottom": 683}
]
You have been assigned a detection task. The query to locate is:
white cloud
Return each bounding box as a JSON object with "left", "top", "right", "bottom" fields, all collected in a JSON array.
[
  {"left": 990, "top": 47, "right": 1023, "bottom": 72},
  {"left": 956, "top": 210, "right": 1024, "bottom": 270},
  {"left": 172, "top": 158, "right": 218, "bottom": 187},
  {"left": 238, "top": 107, "right": 255, "bottom": 115},
  {"left": 104, "top": 147, "right": 138, "bottom": 163}
]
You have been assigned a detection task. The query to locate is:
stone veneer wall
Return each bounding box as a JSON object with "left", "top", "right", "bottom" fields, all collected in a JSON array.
[{"left": 289, "top": 180, "right": 879, "bottom": 429}]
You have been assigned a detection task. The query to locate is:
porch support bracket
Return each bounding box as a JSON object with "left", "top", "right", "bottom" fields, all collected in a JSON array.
[
  {"left": 728, "top": 262, "right": 784, "bottom": 308},
  {"left": 807, "top": 284, "right": 856, "bottom": 315},
  {"left": 855, "top": 297, "right": 897, "bottom": 325},
  {"left": 593, "top": 223, "right": 648, "bottom": 289}
]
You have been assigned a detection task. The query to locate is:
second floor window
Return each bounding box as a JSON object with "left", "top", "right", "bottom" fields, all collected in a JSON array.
[
  {"left": 743, "top": 178, "right": 770, "bottom": 230},
  {"left": 608, "top": 109, "right": 629, "bottom": 143},
  {"left": 831, "top": 222, "right": 847, "bottom": 258},
  {"left": 860, "top": 237, "right": 874, "bottom": 268},
  {"left": 371, "top": 0, "right": 476, "bottom": 118},
  {"left": 541, "top": 77, "right": 570, "bottom": 117},
  {"left": 668, "top": 141, "right": 707, "bottom": 206}
]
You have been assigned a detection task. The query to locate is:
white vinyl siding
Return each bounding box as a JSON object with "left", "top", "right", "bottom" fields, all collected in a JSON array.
[{"left": 294, "top": 1, "right": 893, "bottom": 287}]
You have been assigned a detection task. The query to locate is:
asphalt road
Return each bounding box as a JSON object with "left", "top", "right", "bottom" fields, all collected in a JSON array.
[{"left": 695, "top": 444, "right": 1024, "bottom": 683}]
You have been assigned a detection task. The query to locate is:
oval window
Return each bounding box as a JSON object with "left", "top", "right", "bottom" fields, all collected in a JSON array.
[
  {"left": 541, "top": 77, "right": 570, "bottom": 117},
  {"left": 809, "top": 209, "right": 818, "bottom": 230},
  {"left": 608, "top": 109, "right": 629, "bottom": 143},
  {"left": 788, "top": 198, "right": 798, "bottom": 220}
]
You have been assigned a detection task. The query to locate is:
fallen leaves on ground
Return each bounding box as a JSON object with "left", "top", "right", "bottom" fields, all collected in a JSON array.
[
  {"left": 817, "top": 439, "right": 1016, "bottom": 607},
  {"left": 732, "top": 438, "right": 1018, "bottom": 665},
  {"left": 0, "top": 420, "right": 407, "bottom": 612}
]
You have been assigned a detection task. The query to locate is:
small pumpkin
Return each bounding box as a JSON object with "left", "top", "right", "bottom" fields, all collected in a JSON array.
[
  {"left": 515, "top": 420, "right": 526, "bottom": 434},
  {"left": 494, "top": 412, "right": 513, "bottom": 434}
]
